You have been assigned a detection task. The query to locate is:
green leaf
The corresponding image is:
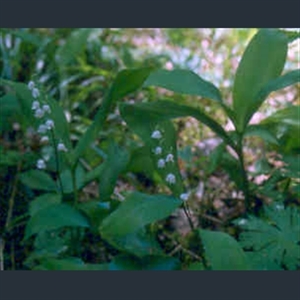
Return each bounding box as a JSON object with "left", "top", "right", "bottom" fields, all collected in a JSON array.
[
  {"left": 109, "top": 254, "right": 180, "bottom": 270},
  {"left": 25, "top": 203, "right": 90, "bottom": 239},
  {"left": 98, "top": 143, "right": 129, "bottom": 202},
  {"left": 233, "top": 29, "right": 288, "bottom": 132},
  {"left": 256, "top": 70, "right": 300, "bottom": 104},
  {"left": 20, "top": 170, "right": 58, "bottom": 192},
  {"left": 120, "top": 100, "right": 236, "bottom": 150},
  {"left": 235, "top": 205, "right": 300, "bottom": 270},
  {"left": 280, "top": 29, "right": 300, "bottom": 43},
  {"left": 262, "top": 105, "right": 300, "bottom": 128},
  {"left": 72, "top": 67, "right": 152, "bottom": 163},
  {"left": 261, "top": 106, "right": 300, "bottom": 152},
  {"left": 106, "top": 228, "right": 163, "bottom": 258},
  {"left": 100, "top": 192, "right": 182, "bottom": 239},
  {"left": 29, "top": 194, "right": 62, "bottom": 217},
  {"left": 199, "top": 229, "right": 251, "bottom": 270},
  {"left": 244, "top": 125, "right": 279, "bottom": 145},
  {"left": 144, "top": 69, "right": 223, "bottom": 102}
]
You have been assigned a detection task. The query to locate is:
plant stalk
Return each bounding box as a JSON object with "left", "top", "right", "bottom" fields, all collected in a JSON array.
[
  {"left": 50, "top": 129, "right": 64, "bottom": 194},
  {"left": 237, "top": 134, "right": 251, "bottom": 212}
]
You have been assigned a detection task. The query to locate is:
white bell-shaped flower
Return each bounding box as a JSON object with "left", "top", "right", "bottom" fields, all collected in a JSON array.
[
  {"left": 157, "top": 159, "right": 165, "bottom": 168},
  {"left": 57, "top": 142, "right": 68, "bottom": 152},
  {"left": 36, "top": 159, "right": 46, "bottom": 169},
  {"left": 32, "top": 88, "right": 40, "bottom": 98},
  {"left": 151, "top": 130, "right": 162, "bottom": 139},
  {"left": 34, "top": 108, "right": 44, "bottom": 119},
  {"left": 166, "top": 173, "right": 176, "bottom": 184}
]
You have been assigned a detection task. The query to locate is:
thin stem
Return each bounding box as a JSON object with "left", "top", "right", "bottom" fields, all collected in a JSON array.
[
  {"left": 182, "top": 202, "right": 195, "bottom": 230},
  {"left": 50, "top": 129, "right": 64, "bottom": 194},
  {"left": 5, "top": 161, "right": 21, "bottom": 230},
  {"left": 237, "top": 134, "right": 251, "bottom": 213},
  {"left": 71, "top": 166, "right": 79, "bottom": 206}
]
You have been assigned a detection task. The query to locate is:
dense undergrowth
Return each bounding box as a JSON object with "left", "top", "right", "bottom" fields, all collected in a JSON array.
[{"left": 0, "top": 28, "right": 299, "bottom": 270}]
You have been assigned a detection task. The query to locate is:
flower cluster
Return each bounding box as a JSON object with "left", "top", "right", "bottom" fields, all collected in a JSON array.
[
  {"left": 151, "top": 129, "right": 177, "bottom": 185},
  {"left": 28, "top": 80, "right": 68, "bottom": 170}
]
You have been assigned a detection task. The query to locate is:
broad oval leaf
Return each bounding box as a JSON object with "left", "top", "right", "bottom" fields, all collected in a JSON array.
[
  {"left": 199, "top": 229, "right": 251, "bottom": 270},
  {"left": 29, "top": 193, "right": 62, "bottom": 217},
  {"left": 144, "top": 69, "right": 223, "bottom": 103},
  {"left": 100, "top": 192, "right": 182, "bottom": 239},
  {"left": 25, "top": 203, "right": 90, "bottom": 239},
  {"left": 233, "top": 29, "right": 288, "bottom": 132},
  {"left": 20, "top": 170, "right": 58, "bottom": 192}
]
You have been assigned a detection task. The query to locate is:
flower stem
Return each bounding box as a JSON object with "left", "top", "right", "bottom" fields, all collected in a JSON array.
[
  {"left": 50, "top": 129, "right": 64, "bottom": 194},
  {"left": 237, "top": 134, "right": 251, "bottom": 213},
  {"left": 71, "top": 166, "right": 79, "bottom": 206},
  {"left": 183, "top": 202, "right": 195, "bottom": 230}
]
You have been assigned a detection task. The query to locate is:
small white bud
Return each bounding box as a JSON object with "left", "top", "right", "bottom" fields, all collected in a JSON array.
[
  {"left": 34, "top": 108, "right": 44, "bottom": 119},
  {"left": 57, "top": 142, "right": 68, "bottom": 152},
  {"left": 157, "top": 159, "right": 165, "bottom": 168},
  {"left": 166, "top": 173, "right": 176, "bottom": 185},
  {"left": 275, "top": 204, "right": 284, "bottom": 211},
  {"left": 238, "top": 219, "right": 247, "bottom": 226},
  {"left": 45, "top": 119, "right": 54, "bottom": 130},
  {"left": 40, "top": 136, "right": 49, "bottom": 144},
  {"left": 37, "top": 124, "right": 48, "bottom": 134},
  {"left": 32, "top": 88, "right": 40, "bottom": 98},
  {"left": 180, "top": 193, "right": 189, "bottom": 201},
  {"left": 42, "top": 104, "right": 51, "bottom": 114},
  {"left": 154, "top": 147, "right": 162, "bottom": 155},
  {"left": 31, "top": 101, "right": 40, "bottom": 110},
  {"left": 28, "top": 81, "right": 35, "bottom": 90},
  {"left": 166, "top": 153, "right": 174, "bottom": 163},
  {"left": 37, "top": 159, "right": 46, "bottom": 169},
  {"left": 151, "top": 130, "right": 162, "bottom": 139}
]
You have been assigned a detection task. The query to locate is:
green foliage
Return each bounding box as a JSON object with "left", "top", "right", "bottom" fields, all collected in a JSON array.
[
  {"left": 72, "top": 67, "right": 153, "bottom": 163},
  {"left": 144, "top": 69, "right": 223, "bottom": 102},
  {"left": 234, "top": 204, "right": 300, "bottom": 270},
  {"left": 199, "top": 229, "right": 251, "bottom": 270},
  {"left": 1, "top": 28, "right": 298, "bottom": 271},
  {"left": 20, "top": 170, "right": 58, "bottom": 192},
  {"left": 100, "top": 192, "right": 182, "bottom": 239},
  {"left": 233, "top": 29, "right": 288, "bottom": 132},
  {"left": 25, "top": 203, "right": 90, "bottom": 240},
  {"left": 98, "top": 142, "right": 129, "bottom": 202}
]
